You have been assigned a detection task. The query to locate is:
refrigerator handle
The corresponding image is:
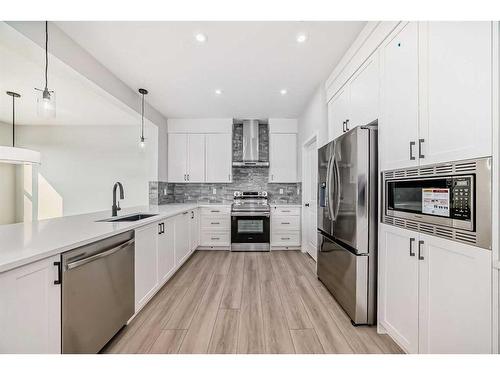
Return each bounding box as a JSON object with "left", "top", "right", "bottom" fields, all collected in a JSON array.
[
  {"left": 327, "top": 149, "right": 336, "bottom": 221},
  {"left": 325, "top": 151, "right": 333, "bottom": 220},
  {"left": 333, "top": 156, "right": 341, "bottom": 220}
]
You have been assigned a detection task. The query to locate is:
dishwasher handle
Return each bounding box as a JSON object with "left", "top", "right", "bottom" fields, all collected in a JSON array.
[{"left": 66, "top": 238, "right": 134, "bottom": 270}]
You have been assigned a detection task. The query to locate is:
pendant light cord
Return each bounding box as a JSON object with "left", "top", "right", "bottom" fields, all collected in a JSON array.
[
  {"left": 12, "top": 95, "right": 15, "bottom": 147},
  {"left": 45, "top": 21, "right": 48, "bottom": 90},
  {"left": 141, "top": 92, "right": 145, "bottom": 139}
]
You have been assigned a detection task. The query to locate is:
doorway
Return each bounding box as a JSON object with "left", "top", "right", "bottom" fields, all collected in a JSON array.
[{"left": 302, "top": 134, "right": 318, "bottom": 261}]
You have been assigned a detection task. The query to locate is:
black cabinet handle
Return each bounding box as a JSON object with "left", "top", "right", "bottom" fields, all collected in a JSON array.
[
  {"left": 409, "top": 238, "right": 415, "bottom": 257},
  {"left": 305, "top": 203, "right": 310, "bottom": 207},
  {"left": 158, "top": 222, "right": 165, "bottom": 234},
  {"left": 345, "top": 119, "right": 350, "bottom": 131},
  {"left": 54, "top": 261, "right": 62, "bottom": 285},
  {"left": 418, "top": 139, "right": 425, "bottom": 159},
  {"left": 409, "top": 141, "right": 416, "bottom": 160},
  {"left": 342, "top": 121, "right": 346, "bottom": 132},
  {"left": 418, "top": 240, "right": 425, "bottom": 260}
]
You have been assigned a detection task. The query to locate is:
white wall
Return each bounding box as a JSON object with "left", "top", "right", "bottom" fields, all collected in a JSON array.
[
  {"left": 0, "top": 121, "right": 16, "bottom": 224},
  {"left": 297, "top": 85, "right": 329, "bottom": 180},
  {"left": 16, "top": 124, "right": 158, "bottom": 218}
]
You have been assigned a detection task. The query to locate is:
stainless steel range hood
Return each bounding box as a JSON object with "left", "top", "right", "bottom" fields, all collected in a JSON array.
[{"left": 232, "top": 119, "right": 269, "bottom": 167}]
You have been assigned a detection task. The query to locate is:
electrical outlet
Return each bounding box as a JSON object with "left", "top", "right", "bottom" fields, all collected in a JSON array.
[
  {"left": 279, "top": 188, "right": 284, "bottom": 194},
  {"left": 297, "top": 187, "right": 300, "bottom": 195},
  {"left": 163, "top": 188, "right": 167, "bottom": 195},
  {"left": 212, "top": 188, "right": 217, "bottom": 195}
]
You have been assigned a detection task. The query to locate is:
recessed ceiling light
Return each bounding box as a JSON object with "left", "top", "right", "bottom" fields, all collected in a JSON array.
[
  {"left": 296, "top": 33, "right": 307, "bottom": 43},
  {"left": 280, "top": 89, "right": 288, "bottom": 95},
  {"left": 215, "top": 89, "right": 222, "bottom": 95},
  {"left": 195, "top": 33, "right": 207, "bottom": 43}
]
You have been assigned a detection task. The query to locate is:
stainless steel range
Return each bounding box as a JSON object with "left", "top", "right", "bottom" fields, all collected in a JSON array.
[{"left": 231, "top": 191, "right": 270, "bottom": 251}]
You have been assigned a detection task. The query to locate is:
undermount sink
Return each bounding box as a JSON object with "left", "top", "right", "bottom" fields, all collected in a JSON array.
[{"left": 98, "top": 213, "right": 158, "bottom": 222}]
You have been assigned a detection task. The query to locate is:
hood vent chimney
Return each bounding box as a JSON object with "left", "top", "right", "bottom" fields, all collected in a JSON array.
[{"left": 233, "top": 120, "right": 269, "bottom": 167}]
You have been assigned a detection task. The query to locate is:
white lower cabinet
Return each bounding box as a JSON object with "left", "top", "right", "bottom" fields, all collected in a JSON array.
[
  {"left": 189, "top": 208, "right": 200, "bottom": 252},
  {"left": 418, "top": 233, "right": 492, "bottom": 354},
  {"left": 379, "top": 224, "right": 419, "bottom": 353},
  {"left": 0, "top": 255, "right": 61, "bottom": 353},
  {"left": 175, "top": 211, "right": 191, "bottom": 264},
  {"left": 199, "top": 206, "right": 231, "bottom": 249},
  {"left": 157, "top": 217, "right": 176, "bottom": 286},
  {"left": 270, "top": 205, "right": 301, "bottom": 249},
  {"left": 379, "top": 224, "right": 492, "bottom": 353},
  {"left": 134, "top": 223, "right": 159, "bottom": 311}
]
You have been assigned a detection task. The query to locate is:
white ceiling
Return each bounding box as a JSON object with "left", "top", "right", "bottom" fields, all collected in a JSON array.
[
  {"left": 0, "top": 22, "right": 145, "bottom": 127},
  {"left": 56, "top": 21, "right": 365, "bottom": 119}
]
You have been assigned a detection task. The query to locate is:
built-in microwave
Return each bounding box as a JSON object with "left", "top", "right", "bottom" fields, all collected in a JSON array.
[{"left": 382, "top": 157, "right": 491, "bottom": 249}]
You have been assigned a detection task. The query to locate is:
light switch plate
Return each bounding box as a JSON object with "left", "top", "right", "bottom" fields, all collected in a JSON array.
[
  {"left": 279, "top": 188, "right": 284, "bottom": 194},
  {"left": 212, "top": 188, "right": 217, "bottom": 195},
  {"left": 163, "top": 188, "right": 167, "bottom": 195}
]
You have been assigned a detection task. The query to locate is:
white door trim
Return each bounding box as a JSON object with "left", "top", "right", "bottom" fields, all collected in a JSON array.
[{"left": 301, "top": 132, "right": 318, "bottom": 258}]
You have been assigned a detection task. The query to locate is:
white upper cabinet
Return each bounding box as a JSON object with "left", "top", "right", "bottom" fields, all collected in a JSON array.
[
  {"left": 379, "top": 224, "right": 419, "bottom": 354},
  {"left": 328, "top": 86, "right": 350, "bottom": 141},
  {"left": 167, "top": 133, "right": 188, "bottom": 183},
  {"left": 167, "top": 119, "right": 233, "bottom": 183},
  {"left": 380, "top": 22, "right": 420, "bottom": 171},
  {"left": 269, "top": 133, "right": 297, "bottom": 183},
  {"left": 380, "top": 21, "right": 493, "bottom": 171},
  {"left": 328, "top": 54, "right": 379, "bottom": 142},
  {"left": 418, "top": 233, "right": 492, "bottom": 354},
  {"left": 187, "top": 134, "right": 206, "bottom": 182},
  {"left": 0, "top": 255, "right": 61, "bottom": 353},
  {"left": 205, "top": 133, "right": 232, "bottom": 183},
  {"left": 349, "top": 54, "right": 379, "bottom": 128},
  {"left": 420, "top": 22, "right": 492, "bottom": 165}
]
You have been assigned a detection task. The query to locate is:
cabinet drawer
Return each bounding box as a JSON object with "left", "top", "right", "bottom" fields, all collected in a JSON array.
[
  {"left": 271, "top": 232, "right": 301, "bottom": 246},
  {"left": 201, "top": 216, "right": 230, "bottom": 230},
  {"left": 272, "top": 216, "right": 300, "bottom": 231},
  {"left": 200, "top": 206, "right": 231, "bottom": 216},
  {"left": 272, "top": 206, "right": 301, "bottom": 216},
  {"left": 200, "top": 231, "right": 230, "bottom": 246}
]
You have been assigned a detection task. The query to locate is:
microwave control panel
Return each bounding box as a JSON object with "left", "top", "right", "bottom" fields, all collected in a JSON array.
[{"left": 450, "top": 177, "right": 472, "bottom": 221}]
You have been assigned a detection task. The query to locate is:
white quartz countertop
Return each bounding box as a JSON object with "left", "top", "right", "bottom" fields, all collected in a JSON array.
[
  {"left": 270, "top": 204, "right": 302, "bottom": 207},
  {"left": 0, "top": 203, "right": 231, "bottom": 274}
]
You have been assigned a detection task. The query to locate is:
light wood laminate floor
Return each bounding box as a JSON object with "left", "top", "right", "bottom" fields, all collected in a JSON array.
[{"left": 102, "top": 250, "right": 403, "bottom": 354}]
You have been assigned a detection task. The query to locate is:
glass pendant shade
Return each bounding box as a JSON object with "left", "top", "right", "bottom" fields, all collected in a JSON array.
[
  {"left": 36, "top": 88, "right": 56, "bottom": 118},
  {"left": 139, "top": 136, "right": 146, "bottom": 150}
]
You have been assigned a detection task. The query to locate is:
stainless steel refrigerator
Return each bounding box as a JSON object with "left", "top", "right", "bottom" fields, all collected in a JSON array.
[{"left": 317, "top": 124, "right": 378, "bottom": 325}]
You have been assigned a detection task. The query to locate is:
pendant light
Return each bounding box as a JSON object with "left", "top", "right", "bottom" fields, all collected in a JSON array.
[
  {"left": 35, "top": 21, "right": 56, "bottom": 118},
  {"left": 138, "top": 88, "right": 148, "bottom": 149},
  {"left": 0, "top": 91, "right": 41, "bottom": 165}
]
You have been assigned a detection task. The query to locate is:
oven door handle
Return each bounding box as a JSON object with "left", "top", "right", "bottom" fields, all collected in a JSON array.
[{"left": 231, "top": 212, "right": 270, "bottom": 217}]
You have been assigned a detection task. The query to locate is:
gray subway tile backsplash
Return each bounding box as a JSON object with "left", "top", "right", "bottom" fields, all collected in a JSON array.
[{"left": 150, "top": 123, "right": 301, "bottom": 205}]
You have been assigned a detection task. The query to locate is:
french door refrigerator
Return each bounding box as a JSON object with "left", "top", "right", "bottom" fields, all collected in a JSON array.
[{"left": 317, "top": 124, "right": 378, "bottom": 325}]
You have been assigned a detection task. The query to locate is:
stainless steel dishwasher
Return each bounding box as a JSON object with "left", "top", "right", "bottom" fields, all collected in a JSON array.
[{"left": 62, "top": 231, "right": 135, "bottom": 353}]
